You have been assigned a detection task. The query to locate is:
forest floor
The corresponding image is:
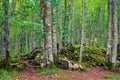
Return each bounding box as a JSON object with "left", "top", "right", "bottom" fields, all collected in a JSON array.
[{"left": 14, "top": 61, "right": 120, "bottom": 80}]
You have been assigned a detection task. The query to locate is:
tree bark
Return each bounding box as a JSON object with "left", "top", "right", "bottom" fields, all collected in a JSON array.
[
  {"left": 106, "top": 0, "right": 113, "bottom": 63},
  {"left": 111, "top": 0, "right": 118, "bottom": 70},
  {"left": 106, "top": 0, "right": 118, "bottom": 70},
  {"left": 80, "top": 0, "right": 85, "bottom": 62},
  {"left": 10, "top": 0, "right": 16, "bottom": 16},
  {"left": 51, "top": 1, "right": 57, "bottom": 60},
  {"left": 58, "top": 0, "right": 63, "bottom": 52},
  {"left": 71, "top": 0, "right": 74, "bottom": 44},
  {"left": 2, "top": 0, "right": 10, "bottom": 67},
  {"left": 40, "top": 0, "right": 53, "bottom": 65}
]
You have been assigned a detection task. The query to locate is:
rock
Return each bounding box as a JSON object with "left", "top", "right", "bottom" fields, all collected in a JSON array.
[
  {"left": 58, "top": 57, "right": 83, "bottom": 71},
  {"left": 10, "top": 62, "right": 26, "bottom": 71},
  {"left": 68, "top": 61, "right": 83, "bottom": 71},
  {"left": 58, "top": 59, "right": 69, "bottom": 69}
]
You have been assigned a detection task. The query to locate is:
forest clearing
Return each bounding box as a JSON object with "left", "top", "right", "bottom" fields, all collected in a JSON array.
[{"left": 0, "top": 0, "right": 120, "bottom": 80}]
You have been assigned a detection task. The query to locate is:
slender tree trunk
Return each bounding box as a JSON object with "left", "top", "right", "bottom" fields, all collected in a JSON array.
[
  {"left": 106, "top": 0, "right": 113, "bottom": 64},
  {"left": 40, "top": 0, "right": 45, "bottom": 50},
  {"left": 71, "top": 0, "right": 74, "bottom": 44},
  {"left": 58, "top": 0, "right": 63, "bottom": 52},
  {"left": 111, "top": 0, "right": 118, "bottom": 70},
  {"left": 63, "top": 0, "right": 67, "bottom": 45},
  {"left": 10, "top": 0, "right": 16, "bottom": 16},
  {"left": 2, "top": 0, "right": 10, "bottom": 67},
  {"left": 80, "top": 0, "right": 85, "bottom": 62},
  {"left": 51, "top": 1, "right": 57, "bottom": 61}
]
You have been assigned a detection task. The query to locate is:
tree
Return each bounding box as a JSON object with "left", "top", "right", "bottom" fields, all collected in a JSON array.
[
  {"left": 40, "top": 0, "right": 53, "bottom": 65},
  {"left": 1, "top": 0, "right": 10, "bottom": 68},
  {"left": 10, "top": 0, "right": 16, "bottom": 16},
  {"left": 51, "top": 0, "right": 57, "bottom": 63},
  {"left": 58, "top": 0, "right": 63, "bottom": 52},
  {"left": 80, "top": 0, "right": 85, "bottom": 62},
  {"left": 71, "top": 0, "right": 74, "bottom": 44},
  {"left": 106, "top": 0, "right": 118, "bottom": 70}
]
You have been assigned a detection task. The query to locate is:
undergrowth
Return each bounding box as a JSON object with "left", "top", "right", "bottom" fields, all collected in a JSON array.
[
  {"left": 0, "top": 68, "right": 18, "bottom": 80},
  {"left": 103, "top": 75, "right": 120, "bottom": 80},
  {"left": 36, "top": 65, "right": 61, "bottom": 76}
]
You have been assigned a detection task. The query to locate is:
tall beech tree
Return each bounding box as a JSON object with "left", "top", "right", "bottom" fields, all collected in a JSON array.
[
  {"left": 106, "top": 0, "right": 118, "bottom": 70},
  {"left": 40, "top": 0, "right": 53, "bottom": 65}
]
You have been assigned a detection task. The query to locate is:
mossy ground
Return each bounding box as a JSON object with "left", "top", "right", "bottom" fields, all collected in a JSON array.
[{"left": 36, "top": 65, "right": 61, "bottom": 76}]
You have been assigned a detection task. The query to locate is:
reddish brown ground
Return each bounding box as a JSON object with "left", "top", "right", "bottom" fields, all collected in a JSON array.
[{"left": 15, "top": 61, "right": 120, "bottom": 80}]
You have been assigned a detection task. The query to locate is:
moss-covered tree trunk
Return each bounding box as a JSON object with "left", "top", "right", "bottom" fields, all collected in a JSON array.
[
  {"left": 106, "top": 0, "right": 118, "bottom": 71},
  {"left": 40, "top": 0, "right": 53, "bottom": 65},
  {"left": 51, "top": 0, "right": 57, "bottom": 64},
  {"left": 1, "top": 0, "right": 10, "bottom": 68}
]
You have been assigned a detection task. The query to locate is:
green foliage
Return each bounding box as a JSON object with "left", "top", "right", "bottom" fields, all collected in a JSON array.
[{"left": 0, "top": 69, "right": 18, "bottom": 80}]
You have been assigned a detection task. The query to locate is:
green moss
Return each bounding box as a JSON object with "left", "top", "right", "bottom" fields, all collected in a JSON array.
[
  {"left": 89, "top": 54, "right": 105, "bottom": 66},
  {"left": 10, "top": 62, "right": 26, "bottom": 71},
  {"left": 10, "top": 58, "right": 18, "bottom": 63},
  {"left": 73, "top": 44, "right": 80, "bottom": 49},
  {"left": 84, "top": 46, "right": 101, "bottom": 54},
  {"left": 58, "top": 44, "right": 106, "bottom": 70},
  {"left": 17, "top": 62, "right": 26, "bottom": 71},
  {"left": 103, "top": 75, "right": 120, "bottom": 80},
  {"left": 56, "top": 76, "right": 72, "bottom": 80},
  {"left": 81, "top": 62, "right": 91, "bottom": 71}
]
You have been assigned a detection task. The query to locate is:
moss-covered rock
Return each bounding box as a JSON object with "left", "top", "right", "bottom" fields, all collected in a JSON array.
[
  {"left": 10, "top": 58, "right": 19, "bottom": 63},
  {"left": 58, "top": 44, "right": 106, "bottom": 71},
  {"left": 10, "top": 62, "right": 26, "bottom": 71},
  {"left": 18, "top": 47, "right": 43, "bottom": 60}
]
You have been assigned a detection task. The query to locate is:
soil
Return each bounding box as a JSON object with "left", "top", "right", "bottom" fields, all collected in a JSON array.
[{"left": 15, "top": 60, "right": 120, "bottom": 80}]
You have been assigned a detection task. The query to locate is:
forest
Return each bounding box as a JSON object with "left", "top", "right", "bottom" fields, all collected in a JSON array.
[{"left": 0, "top": 0, "right": 120, "bottom": 80}]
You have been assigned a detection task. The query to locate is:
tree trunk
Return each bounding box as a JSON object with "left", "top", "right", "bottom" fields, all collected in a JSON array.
[
  {"left": 80, "top": 0, "right": 85, "bottom": 62},
  {"left": 106, "top": 0, "right": 118, "bottom": 70},
  {"left": 106, "top": 0, "right": 113, "bottom": 64},
  {"left": 58, "top": 0, "right": 63, "bottom": 52},
  {"left": 2, "top": 0, "right": 10, "bottom": 68},
  {"left": 71, "top": 0, "right": 74, "bottom": 44},
  {"left": 111, "top": 0, "right": 118, "bottom": 70},
  {"left": 40, "top": 0, "right": 53, "bottom": 65},
  {"left": 51, "top": 1, "right": 57, "bottom": 61},
  {"left": 10, "top": 0, "right": 16, "bottom": 16}
]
